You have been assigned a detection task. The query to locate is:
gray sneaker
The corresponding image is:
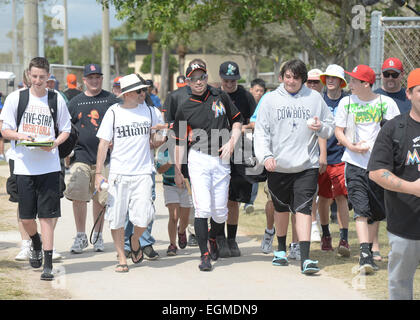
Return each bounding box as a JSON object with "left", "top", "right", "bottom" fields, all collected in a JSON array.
[
  {"left": 93, "top": 234, "right": 105, "bottom": 252},
  {"left": 70, "top": 234, "right": 88, "bottom": 254},
  {"left": 261, "top": 229, "right": 275, "bottom": 254}
]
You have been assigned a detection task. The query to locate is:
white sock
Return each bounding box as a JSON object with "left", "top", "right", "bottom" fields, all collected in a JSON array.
[{"left": 266, "top": 228, "right": 275, "bottom": 234}]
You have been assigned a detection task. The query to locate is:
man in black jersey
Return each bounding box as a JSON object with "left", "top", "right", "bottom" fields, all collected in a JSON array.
[
  {"left": 173, "top": 62, "right": 243, "bottom": 271},
  {"left": 217, "top": 61, "right": 256, "bottom": 258}
]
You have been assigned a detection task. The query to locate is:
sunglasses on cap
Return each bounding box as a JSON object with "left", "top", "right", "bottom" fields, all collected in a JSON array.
[
  {"left": 383, "top": 71, "right": 399, "bottom": 79},
  {"left": 136, "top": 88, "right": 148, "bottom": 94},
  {"left": 187, "top": 73, "right": 208, "bottom": 82}
]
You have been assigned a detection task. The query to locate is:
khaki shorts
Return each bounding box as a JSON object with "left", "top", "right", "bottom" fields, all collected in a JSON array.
[
  {"left": 64, "top": 162, "right": 109, "bottom": 205},
  {"left": 264, "top": 181, "right": 272, "bottom": 201}
]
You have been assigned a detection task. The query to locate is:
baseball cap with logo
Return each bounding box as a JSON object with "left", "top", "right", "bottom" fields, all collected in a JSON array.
[
  {"left": 344, "top": 65, "right": 376, "bottom": 85},
  {"left": 382, "top": 57, "right": 403, "bottom": 73},
  {"left": 407, "top": 68, "right": 420, "bottom": 90},
  {"left": 176, "top": 75, "right": 187, "bottom": 88},
  {"left": 219, "top": 61, "right": 240, "bottom": 80},
  {"left": 47, "top": 74, "right": 57, "bottom": 82},
  {"left": 84, "top": 64, "right": 103, "bottom": 77},
  {"left": 307, "top": 69, "right": 323, "bottom": 81},
  {"left": 186, "top": 63, "right": 207, "bottom": 78},
  {"left": 67, "top": 73, "right": 77, "bottom": 89}
]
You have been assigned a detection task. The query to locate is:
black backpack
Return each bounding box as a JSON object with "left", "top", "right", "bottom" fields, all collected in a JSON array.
[{"left": 16, "top": 88, "right": 79, "bottom": 158}]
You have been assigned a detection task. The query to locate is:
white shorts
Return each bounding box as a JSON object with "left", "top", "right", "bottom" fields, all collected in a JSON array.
[
  {"left": 163, "top": 185, "right": 193, "bottom": 207},
  {"left": 105, "top": 173, "right": 155, "bottom": 230},
  {"left": 188, "top": 149, "right": 230, "bottom": 223}
]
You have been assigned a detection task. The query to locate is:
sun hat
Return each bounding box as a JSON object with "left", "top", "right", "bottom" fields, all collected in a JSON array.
[
  {"left": 320, "top": 64, "right": 347, "bottom": 88},
  {"left": 117, "top": 74, "right": 149, "bottom": 98},
  {"left": 407, "top": 68, "right": 420, "bottom": 89},
  {"left": 344, "top": 65, "right": 376, "bottom": 85}
]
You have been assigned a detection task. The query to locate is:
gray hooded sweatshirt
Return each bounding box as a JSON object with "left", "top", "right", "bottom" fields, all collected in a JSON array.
[{"left": 254, "top": 83, "right": 335, "bottom": 173}]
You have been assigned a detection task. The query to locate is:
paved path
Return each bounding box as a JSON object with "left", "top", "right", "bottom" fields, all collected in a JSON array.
[{"left": 0, "top": 163, "right": 368, "bottom": 300}]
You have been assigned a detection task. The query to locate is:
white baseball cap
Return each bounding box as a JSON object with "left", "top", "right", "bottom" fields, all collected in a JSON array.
[{"left": 320, "top": 64, "right": 347, "bottom": 88}]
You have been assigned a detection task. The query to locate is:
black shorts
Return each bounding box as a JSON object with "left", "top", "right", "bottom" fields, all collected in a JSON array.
[
  {"left": 6, "top": 160, "right": 18, "bottom": 203},
  {"left": 7, "top": 159, "right": 66, "bottom": 202},
  {"left": 16, "top": 172, "right": 61, "bottom": 220},
  {"left": 229, "top": 164, "right": 253, "bottom": 203},
  {"left": 267, "top": 169, "right": 318, "bottom": 215},
  {"left": 345, "top": 163, "right": 385, "bottom": 223}
]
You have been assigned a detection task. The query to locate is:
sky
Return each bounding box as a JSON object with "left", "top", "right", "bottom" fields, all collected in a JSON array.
[{"left": 0, "top": 0, "right": 126, "bottom": 54}]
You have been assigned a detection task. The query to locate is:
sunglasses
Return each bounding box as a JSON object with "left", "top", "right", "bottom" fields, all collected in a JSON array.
[
  {"left": 187, "top": 73, "right": 208, "bottom": 82},
  {"left": 307, "top": 80, "right": 321, "bottom": 84},
  {"left": 383, "top": 71, "right": 399, "bottom": 79},
  {"left": 136, "top": 88, "right": 148, "bottom": 94}
]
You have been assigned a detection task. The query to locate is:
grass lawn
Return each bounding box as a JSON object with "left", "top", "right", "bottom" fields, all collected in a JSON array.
[{"left": 238, "top": 182, "right": 420, "bottom": 300}]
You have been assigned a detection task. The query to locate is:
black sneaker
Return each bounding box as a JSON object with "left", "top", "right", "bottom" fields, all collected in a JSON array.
[
  {"left": 40, "top": 268, "right": 54, "bottom": 281},
  {"left": 143, "top": 245, "right": 159, "bottom": 260},
  {"left": 359, "top": 252, "right": 375, "bottom": 275},
  {"left": 216, "top": 235, "right": 231, "bottom": 258},
  {"left": 188, "top": 234, "right": 198, "bottom": 247},
  {"left": 199, "top": 253, "right": 212, "bottom": 271},
  {"left": 208, "top": 238, "right": 219, "bottom": 261},
  {"left": 29, "top": 246, "right": 43, "bottom": 269},
  {"left": 227, "top": 239, "right": 241, "bottom": 257}
]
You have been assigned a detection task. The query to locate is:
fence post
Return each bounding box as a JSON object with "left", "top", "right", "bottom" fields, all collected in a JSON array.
[{"left": 369, "top": 11, "right": 384, "bottom": 90}]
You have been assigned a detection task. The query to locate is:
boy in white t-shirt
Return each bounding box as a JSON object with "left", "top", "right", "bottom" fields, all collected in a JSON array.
[
  {"left": 95, "top": 74, "right": 165, "bottom": 273},
  {"left": 335, "top": 65, "right": 400, "bottom": 275},
  {"left": 0, "top": 57, "right": 71, "bottom": 281}
]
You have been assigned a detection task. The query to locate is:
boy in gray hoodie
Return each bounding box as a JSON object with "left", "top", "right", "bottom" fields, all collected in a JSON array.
[{"left": 254, "top": 59, "right": 335, "bottom": 274}]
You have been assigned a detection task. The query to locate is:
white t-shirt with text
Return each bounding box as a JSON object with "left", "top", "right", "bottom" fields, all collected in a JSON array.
[
  {"left": 0, "top": 88, "right": 71, "bottom": 175},
  {"left": 96, "top": 102, "right": 163, "bottom": 175},
  {"left": 335, "top": 94, "right": 400, "bottom": 169}
]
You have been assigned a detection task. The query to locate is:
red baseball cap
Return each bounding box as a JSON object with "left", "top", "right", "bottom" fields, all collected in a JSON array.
[
  {"left": 382, "top": 57, "right": 403, "bottom": 73},
  {"left": 344, "top": 65, "right": 376, "bottom": 85},
  {"left": 407, "top": 68, "right": 420, "bottom": 89}
]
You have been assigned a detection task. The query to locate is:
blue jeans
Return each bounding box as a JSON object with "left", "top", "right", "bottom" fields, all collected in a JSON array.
[{"left": 124, "top": 173, "right": 156, "bottom": 250}]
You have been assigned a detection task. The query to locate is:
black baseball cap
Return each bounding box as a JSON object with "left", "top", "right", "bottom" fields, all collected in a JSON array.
[
  {"left": 219, "top": 61, "right": 240, "bottom": 80},
  {"left": 84, "top": 64, "right": 103, "bottom": 77},
  {"left": 186, "top": 63, "right": 207, "bottom": 77}
]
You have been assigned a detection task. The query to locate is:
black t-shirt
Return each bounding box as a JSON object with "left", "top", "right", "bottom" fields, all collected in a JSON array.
[
  {"left": 225, "top": 85, "right": 256, "bottom": 124},
  {"left": 374, "top": 88, "right": 411, "bottom": 114},
  {"left": 173, "top": 86, "right": 243, "bottom": 156},
  {"left": 367, "top": 114, "right": 420, "bottom": 240},
  {"left": 68, "top": 90, "right": 120, "bottom": 165},
  {"left": 163, "top": 86, "right": 189, "bottom": 124},
  {"left": 63, "top": 88, "right": 82, "bottom": 102}
]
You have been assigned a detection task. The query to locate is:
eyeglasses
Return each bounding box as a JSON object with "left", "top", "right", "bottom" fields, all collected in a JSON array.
[
  {"left": 383, "top": 71, "right": 399, "bottom": 79},
  {"left": 307, "top": 80, "right": 320, "bottom": 84},
  {"left": 136, "top": 88, "right": 148, "bottom": 94},
  {"left": 187, "top": 74, "right": 208, "bottom": 82}
]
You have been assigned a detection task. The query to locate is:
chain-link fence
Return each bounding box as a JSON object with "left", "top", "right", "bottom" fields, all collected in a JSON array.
[{"left": 370, "top": 11, "right": 420, "bottom": 89}]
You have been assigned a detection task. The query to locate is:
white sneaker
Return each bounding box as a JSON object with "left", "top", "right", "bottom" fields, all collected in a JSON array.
[
  {"left": 93, "top": 233, "right": 104, "bottom": 252},
  {"left": 70, "top": 233, "right": 88, "bottom": 254},
  {"left": 52, "top": 248, "right": 62, "bottom": 261},
  {"left": 15, "top": 240, "right": 32, "bottom": 261},
  {"left": 288, "top": 243, "right": 301, "bottom": 261},
  {"left": 311, "top": 222, "right": 321, "bottom": 242},
  {"left": 261, "top": 229, "right": 275, "bottom": 254}
]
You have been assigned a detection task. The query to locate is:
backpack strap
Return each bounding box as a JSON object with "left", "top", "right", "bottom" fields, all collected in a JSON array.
[
  {"left": 16, "top": 89, "right": 30, "bottom": 129},
  {"left": 392, "top": 112, "right": 409, "bottom": 175},
  {"left": 48, "top": 90, "right": 58, "bottom": 138}
]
